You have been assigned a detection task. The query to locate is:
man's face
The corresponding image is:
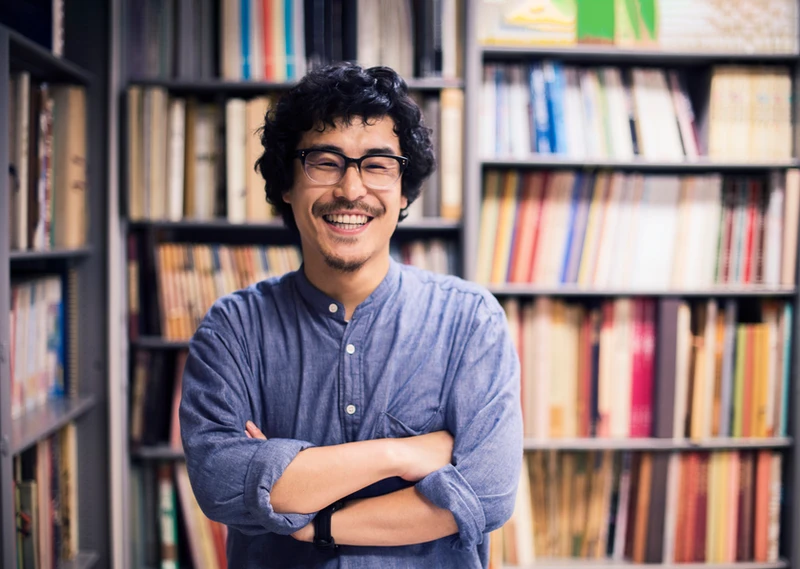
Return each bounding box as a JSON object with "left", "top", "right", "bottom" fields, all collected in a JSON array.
[{"left": 283, "top": 115, "right": 408, "bottom": 273}]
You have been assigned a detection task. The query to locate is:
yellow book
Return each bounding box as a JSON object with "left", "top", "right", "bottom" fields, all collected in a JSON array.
[
  {"left": 490, "top": 171, "right": 521, "bottom": 283},
  {"left": 577, "top": 173, "right": 610, "bottom": 286},
  {"left": 476, "top": 171, "right": 503, "bottom": 283}
]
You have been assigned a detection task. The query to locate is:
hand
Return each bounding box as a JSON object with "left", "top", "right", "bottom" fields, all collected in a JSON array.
[
  {"left": 291, "top": 521, "right": 314, "bottom": 542},
  {"left": 245, "top": 421, "right": 267, "bottom": 440},
  {"left": 393, "top": 430, "right": 454, "bottom": 482}
]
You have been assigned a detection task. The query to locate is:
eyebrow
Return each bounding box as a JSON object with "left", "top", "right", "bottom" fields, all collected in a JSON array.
[{"left": 305, "top": 144, "right": 401, "bottom": 156}]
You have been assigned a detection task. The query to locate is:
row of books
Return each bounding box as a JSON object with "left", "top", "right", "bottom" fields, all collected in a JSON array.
[
  {"left": 476, "top": 0, "right": 799, "bottom": 54},
  {"left": 9, "top": 276, "right": 65, "bottom": 420},
  {"left": 128, "top": 0, "right": 305, "bottom": 81},
  {"left": 126, "top": 87, "right": 464, "bottom": 222},
  {"left": 131, "top": 463, "right": 228, "bottom": 569},
  {"left": 389, "top": 239, "right": 458, "bottom": 276},
  {"left": 497, "top": 449, "right": 782, "bottom": 566},
  {"left": 127, "top": 0, "right": 462, "bottom": 82},
  {"left": 477, "top": 170, "right": 800, "bottom": 289},
  {"left": 153, "top": 243, "right": 302, "bottom": 340},
  {"left": 14, "top": 423, "right": 78, "bottom": 569},
  {"left": 502, "top": 297, "right": 792, "bottom": 440},
  {"left": 8, "top": 73, "right": 88, "bottom": 252},
  {"left": 481, "top": 63, "right": 792, "bottom": 162}
]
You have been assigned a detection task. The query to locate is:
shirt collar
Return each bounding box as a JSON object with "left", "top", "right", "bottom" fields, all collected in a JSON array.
[{"left": 293, "top": 257, "right": 402, "bottom": 319}]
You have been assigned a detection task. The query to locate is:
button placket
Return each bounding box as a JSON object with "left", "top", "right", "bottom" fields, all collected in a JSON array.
[{"left": 340, "top": 312, "right": 369, "bottom": 441}]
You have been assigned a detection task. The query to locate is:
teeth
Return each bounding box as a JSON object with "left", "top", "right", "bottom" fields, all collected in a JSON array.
[{"left": 326, "top": 214, "right": 369, "bottom": 225}]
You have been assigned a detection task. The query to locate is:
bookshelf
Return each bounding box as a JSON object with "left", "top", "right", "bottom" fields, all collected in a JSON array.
[
  {"left": 0, "top": 0, "right": 111, "bottom": 565},
  {"left": 107, "top": 0, "right": 800, "bottom": 567},
  {"left": 109, "top": 1, "right": 468, "bottom": 567},
  {"left": 465, "top": 1, "right": 800, "bottom": 567}
]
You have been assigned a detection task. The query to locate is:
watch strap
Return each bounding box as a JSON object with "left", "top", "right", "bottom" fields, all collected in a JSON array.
[{"left": 313, "top": 500, "right": 344, "bottom": 550}]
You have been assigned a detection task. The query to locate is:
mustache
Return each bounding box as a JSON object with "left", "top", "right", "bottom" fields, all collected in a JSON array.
[{"left": 312, "top": 198, "right": 385, "bottom": 218}]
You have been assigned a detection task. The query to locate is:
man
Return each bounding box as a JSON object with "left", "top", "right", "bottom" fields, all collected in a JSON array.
[{"left": 180, "top": 62, "right": 523, "bottom": 568}]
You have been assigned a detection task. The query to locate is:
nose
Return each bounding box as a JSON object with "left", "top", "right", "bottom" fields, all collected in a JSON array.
[{"left": 333, "top": 163, "right": 368, "bottom": 201}]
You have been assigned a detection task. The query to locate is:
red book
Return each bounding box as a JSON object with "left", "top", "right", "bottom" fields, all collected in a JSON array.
[
  {"left": 509, "top": 172, "right": 544, "bottom": 283},
  {"left": 753, "top": 451, "right": 772, "bottom": 561},
  {"left": 526, "top": 172, "right": 550, "bottom": 283},
  {"left": 262, "top": 0, "right": 274, "bottom": 80},
  {"left": 630, "top": 299, "right": 646, "bottom": 437},
  {"left": 742, "top": 180, "right": 757, "bottom": 283}
]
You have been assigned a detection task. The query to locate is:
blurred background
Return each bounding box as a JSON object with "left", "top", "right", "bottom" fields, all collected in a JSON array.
[{"left": 0, "top": 0, "right": 799, "bottom": 568}]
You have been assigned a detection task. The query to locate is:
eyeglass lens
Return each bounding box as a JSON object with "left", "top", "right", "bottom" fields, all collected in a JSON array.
[{"left": 303, "top": 150, "right": 402, "bottom": 188}]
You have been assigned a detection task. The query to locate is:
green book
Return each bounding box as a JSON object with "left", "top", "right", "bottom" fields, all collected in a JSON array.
[
  {"left": 577, "top": 0, "right": 615, "bottom": 43},
  {"left": 615, "top": 0, "right": 658, "bottom": 45}
]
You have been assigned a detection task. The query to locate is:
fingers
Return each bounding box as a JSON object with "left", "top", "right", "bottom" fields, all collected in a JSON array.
[{"left": 245, "top": 420, "right": 268, "bottom": 440}]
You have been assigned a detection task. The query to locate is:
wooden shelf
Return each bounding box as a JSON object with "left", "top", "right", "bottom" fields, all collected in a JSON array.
[
  {"left": 7, "top": 27, "right": 93, "bottom": 84},
  {"left": 12, "top": 396, "right": 97, "bottom": 455},
  {"left": 131, "top": 445, "right": 185, "bottom": 460},
  {"left": 131, "top": 337, "right": 190, "bottom": 350},
  {"left": 127, "top": 77, "right": 463, "bottom": 93},
  {"left": 523, "top": 437, "right": 792, "bottom": 452},
  {"left": 481, "top": 157, "right": 800, "bottom": 171},
  {"left": 10, "top": 247, "right": 93, "bottom": 264},
  {"left": 488, "top": 285, "right": 798, "bottom": 298},
  {"left": 481, "top": 44, "right": 799, "bottom": 64},
  {"left": 63, "top": 551, "right": 100, "bottom": 569}
]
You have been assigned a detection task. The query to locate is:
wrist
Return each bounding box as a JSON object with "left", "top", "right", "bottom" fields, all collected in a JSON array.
[{"left": 383, "top": 437, "right": 409, "bottom": 479}]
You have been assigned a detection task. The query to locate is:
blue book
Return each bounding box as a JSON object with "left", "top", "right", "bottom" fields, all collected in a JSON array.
[
  {"left": 285, "top": 0, "right": 295, "bottom": 78},
  {"left": 241, "top": 0, "right": 251, "bottom": 80},
  {"left": 560, "top": 173, "right": 586, "bottom": 283},
  {"left": 528, "top": 63, "right": 551, "bottom": 153}
]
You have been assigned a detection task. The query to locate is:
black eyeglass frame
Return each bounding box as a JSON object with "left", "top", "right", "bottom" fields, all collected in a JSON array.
[{"left": 294, "top": 148, "right": 410, "bottom": 189}]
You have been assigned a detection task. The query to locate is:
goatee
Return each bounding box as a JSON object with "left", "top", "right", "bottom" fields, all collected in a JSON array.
[{"left": 323, "top": 253, "right": 367, "bottom": 273}]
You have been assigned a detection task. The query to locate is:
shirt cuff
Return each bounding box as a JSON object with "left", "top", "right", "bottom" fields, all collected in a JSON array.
[
  {"left": 243, "top": 438, "right": 317, "bottom": 534},
  {"left": 416, "top": 463, "right": 486, "bottom": 549}
]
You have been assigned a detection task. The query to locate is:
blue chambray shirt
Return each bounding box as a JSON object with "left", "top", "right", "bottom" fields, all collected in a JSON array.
[{"left": 179, "top": 258, "right": 523, "bottom": 568}]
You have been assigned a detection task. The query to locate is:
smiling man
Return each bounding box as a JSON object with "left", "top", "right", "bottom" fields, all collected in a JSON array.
[{"left": 179, "top": 63, "right": 523, "bottom": 568}]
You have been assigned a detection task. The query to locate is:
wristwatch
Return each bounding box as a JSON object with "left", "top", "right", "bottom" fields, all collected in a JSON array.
[{"left": 313, "top": 500, "right": 345, "bottom": 550}]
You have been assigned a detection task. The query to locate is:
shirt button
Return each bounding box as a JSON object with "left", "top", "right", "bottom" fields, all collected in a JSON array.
[
  {"left": 346, "top": 404, "right": 356, "bottom": 415},
  {"left": 346, "top": 344, "right": 355, "bottom": 354},
  {"left": 328, "top": 303, "right": 338, "bottom": 313}
]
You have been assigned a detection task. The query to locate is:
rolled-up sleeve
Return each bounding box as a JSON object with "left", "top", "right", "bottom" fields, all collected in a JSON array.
[
  {"left": 416, "top": 297, "right": 523, "bottom": 549},
  {"left": 180, "top": 323, "right": 316, "bottom": 535}
]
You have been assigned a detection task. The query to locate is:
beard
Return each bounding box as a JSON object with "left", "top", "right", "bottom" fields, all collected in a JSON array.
[
  {"left": 322, "top": 252, "right": 367, "bottom": 273},
  {"left": 312, "top": 196, "right": 385, "bottom": 273}
]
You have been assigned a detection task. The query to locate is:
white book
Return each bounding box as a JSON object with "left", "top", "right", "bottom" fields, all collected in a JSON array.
[
  {"left": 441, "top": 0, "right": 458, "bottom": 79},
  {"left": 226, "top": 99, "right": 247, "bottom": 223},
  {"left": 166, "top": 98, "right": 186, "bottom": 221},
  {"left": 592, "top": 172, "right": 625, "bottom": 287},
  {"left": 221, "top": 0, "right": 242, "bottom": 80},
  {"left": 562, "top": 67, "right": 586, "bottom": 159},
  {"left": 508, "top": 66, "right": 530, "bottom": 158},
  {"left": 193, "top": 105, "right": 218, "bottom": 220},
  {"left": 292, "top": 0, "right": 307, "bottom": 79},
  {"left": 480, "top": 65, "right": 497, "bottom": 158},
  {"left": 763, "top": 171, "right": 785, "bottom": 286},
  {"left": 13, "top": 73, "right": 30, "bottom": 250},
  {"left": 600, "top": 68, "right": 634, "bottom": 160},
  {"left": 249, "top": 0, "right": 264, "bottom": 81}
]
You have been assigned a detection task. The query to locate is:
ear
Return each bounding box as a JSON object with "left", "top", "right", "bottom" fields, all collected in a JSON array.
[
  {"left": 400, "top": 194, "right": 408, "bottom": 210},
  {"left": 282, "top": 191, "right": 292, "bottom": 204}
]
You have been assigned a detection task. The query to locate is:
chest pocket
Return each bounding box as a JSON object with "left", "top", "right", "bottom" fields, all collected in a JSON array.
[{"left": 380, "top": 368, "right": 446, "bottom": 438}]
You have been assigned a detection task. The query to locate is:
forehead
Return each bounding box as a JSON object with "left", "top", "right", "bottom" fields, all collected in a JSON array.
[{"left": 297, "top": 115, "right": 400, "bottom": 153}]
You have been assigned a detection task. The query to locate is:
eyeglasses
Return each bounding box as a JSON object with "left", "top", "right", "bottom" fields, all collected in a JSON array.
[{"left": 294, "top": 149, "right": 409, "bottom": 190}]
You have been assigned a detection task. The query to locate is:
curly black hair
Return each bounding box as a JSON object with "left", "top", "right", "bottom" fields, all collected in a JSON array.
[{"left": 255, "top": 62, "right": 436, "bottom": 232}]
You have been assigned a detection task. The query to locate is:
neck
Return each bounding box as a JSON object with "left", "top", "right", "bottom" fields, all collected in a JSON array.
[{"left": 302, "top": 252, "right": 390, "bottom": 320}]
